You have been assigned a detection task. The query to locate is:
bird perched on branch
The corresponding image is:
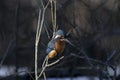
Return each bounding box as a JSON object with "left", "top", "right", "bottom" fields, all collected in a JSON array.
[{"left": 46, "top": 30, "right": 72, "bottom": 59}]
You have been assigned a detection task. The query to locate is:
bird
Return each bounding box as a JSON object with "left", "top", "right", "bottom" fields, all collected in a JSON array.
[{"left": 46, "top": 30, "right": 67, "bottom": 59}]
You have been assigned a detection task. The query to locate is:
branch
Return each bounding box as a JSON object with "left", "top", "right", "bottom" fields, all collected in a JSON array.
[
  {"left": 34, "top": 1, "right": 49, "bottom": 80},
  {"left": 0, "top": 38, "right": 15, "bottom": 68},
  {"left": 38, "top": 56, "right": 64, "bottom": 79}
]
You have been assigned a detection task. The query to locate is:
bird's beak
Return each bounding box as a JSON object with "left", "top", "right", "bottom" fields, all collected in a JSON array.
[{"left": 61, "top": 39, "right": 75, "bottom": 47}]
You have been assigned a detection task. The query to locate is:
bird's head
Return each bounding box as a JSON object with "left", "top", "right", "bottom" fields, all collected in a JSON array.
[
  {"left": 54, "top": 30, "right": 65, "bottom": 39},
  {"left": 54, "top": 30, "right": 74, "bottom": 46}
]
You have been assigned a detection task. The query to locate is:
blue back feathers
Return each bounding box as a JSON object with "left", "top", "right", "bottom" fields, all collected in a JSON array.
[{"left": 46, "top": 38, "right": 58, "bottom": 54}]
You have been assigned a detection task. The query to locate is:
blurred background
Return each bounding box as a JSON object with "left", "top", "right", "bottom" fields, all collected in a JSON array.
[{"left": 0, "top": 0, "right": 120, "bottom": 80}]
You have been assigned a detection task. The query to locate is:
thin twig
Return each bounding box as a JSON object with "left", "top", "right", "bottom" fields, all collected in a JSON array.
[
  {"left": 49, "top": 0, "right": 57, "bottom": 38},
  {"left": 37, "top": 2, "right": 49, "bottom": 41},
  {"left": 42, "top": 57, "right": 47, "bottom": 80},
  {"left": 0, "top": 38, "right": 15, "bottom": 68},
  {"left": 43, "top": 72, "right": 46, "bottom": 80},
  {"left": 38, "top": 56, "right": 64, "bottom": 79},
  {"left": 35, "top": 1, "right": 49, "bottom": 80},
  {"left": 35, "top": 8, "right": 41, "bottom": 44},
  {"left": 38, "top": 57, "right": 48, "bottom": 79},
  {"left": 42, "top": 56, "right": 48, "bottom": 68},
  {"left": 35, "top": 8, "right": 41, "bottom": 80},
  {"left": 26, "top": 70, "right": 35, "bottom": 80},
  {"left": 40, "top": 0, "right": 44, "bottom": 8},
  {"left": 47, "top": 56, "right": 64, "bottom": 67},
  {"left": 44, "top": 24, "right": 50, "bottom": 39},
  {"left": 107, "top": 50, "right": 116, "bottom": 62},
  {"left": 51, "top": 1, "right": 54, "bottom": 37},
  {"left": 71, "top": 53, "right": 106, "bottom": 65},
  {"left": 54, "top": 0, "right": 57, "bottom": 32}
]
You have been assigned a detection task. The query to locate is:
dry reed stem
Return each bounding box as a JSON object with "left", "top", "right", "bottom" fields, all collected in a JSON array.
[
  {"left": 38, "top": 56, "right": 64, "bottom": 79},
  {"left": 49, "top": 0, "right": 57, "bottom": 38},
  {"left": 35, "top": 1, "right": 49, "bottom": 80}
]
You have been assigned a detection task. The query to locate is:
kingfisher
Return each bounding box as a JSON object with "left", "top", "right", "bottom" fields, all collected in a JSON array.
[{"left": 46, "top": 30, "right": 71, "bottom": 59}]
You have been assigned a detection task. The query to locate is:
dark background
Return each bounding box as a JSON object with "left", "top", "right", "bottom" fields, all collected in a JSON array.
[{"left": 0, "top": 0, "right": 120, "bottom": 80}]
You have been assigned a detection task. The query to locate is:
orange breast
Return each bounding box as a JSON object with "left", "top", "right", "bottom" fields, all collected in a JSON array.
[
  {"left": 55, "top": 40, "right": 65, "bottom": 54},
  {"left": 48, "top": 50, "right": 57, "bottom": 59}
]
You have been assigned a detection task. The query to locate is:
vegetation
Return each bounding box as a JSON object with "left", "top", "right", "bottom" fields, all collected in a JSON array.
[{"left": 0, "top": 0, "right": 120, "bottom": 80}]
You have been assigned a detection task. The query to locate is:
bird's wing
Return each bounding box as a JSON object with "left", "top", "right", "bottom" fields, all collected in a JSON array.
[{"left": 46, "top": 39, "right": 57, "bottom": 54}]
